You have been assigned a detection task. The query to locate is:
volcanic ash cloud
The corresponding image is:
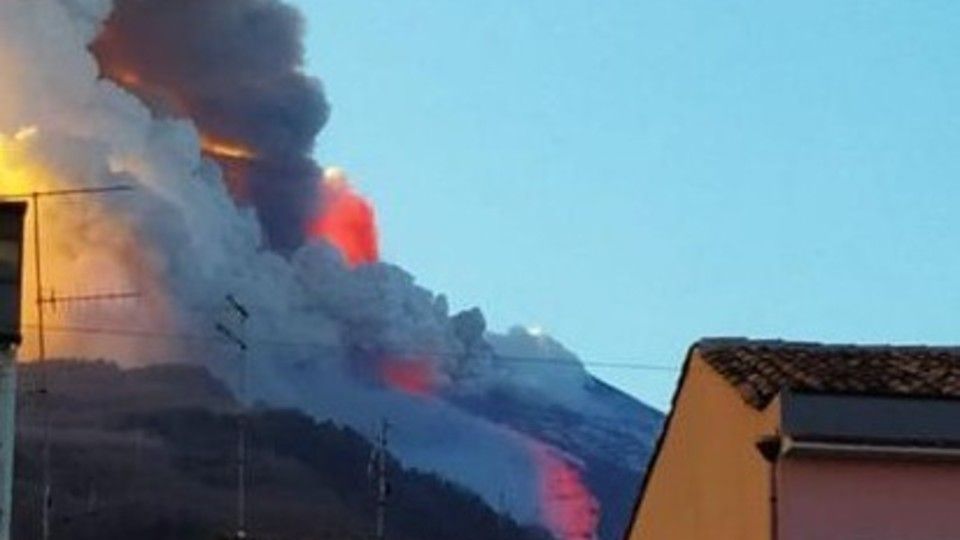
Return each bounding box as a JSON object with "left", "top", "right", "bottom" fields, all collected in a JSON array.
[
  {"left": 0, "top": 1, "right": 603, "bottom": 537},
  {"left": 92, "top": 0, "right": 329, "bottom": 251}
]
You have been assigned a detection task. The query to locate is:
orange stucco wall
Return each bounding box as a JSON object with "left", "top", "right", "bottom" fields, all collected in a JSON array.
[{"left": 628, "top": 352, "right": 779, "bottom": 540}]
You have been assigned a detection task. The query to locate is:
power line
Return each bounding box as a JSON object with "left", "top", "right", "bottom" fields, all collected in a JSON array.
[
  {"left": 42, "top": 292, "right": 140, "bottom": 310},
  {"left": 0, "top": 185, "right": 133, "bottom": 201},
  {"left": 13, "top": 322, "right": 679, "bottom": 373}
]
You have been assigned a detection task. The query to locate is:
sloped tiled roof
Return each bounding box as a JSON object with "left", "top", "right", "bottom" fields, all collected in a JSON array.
[{"left": 697, "top": 338, "right": 960, "bottom": 410}]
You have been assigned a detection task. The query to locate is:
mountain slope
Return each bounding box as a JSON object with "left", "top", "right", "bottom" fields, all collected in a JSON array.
[
  {"left": 453, "top": 328, "right": 664, "bottom": 540},
  {"left": 11, "top": 361, "right": 550, "bottom": 540},
  {"left": 226, "top": 324, "right": 665, "bottom": 540},
  {"left": 451, "top": 376, "right": 661, "bottom": 540}
]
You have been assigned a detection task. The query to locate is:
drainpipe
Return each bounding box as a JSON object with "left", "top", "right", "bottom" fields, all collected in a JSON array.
[
  {"left": 756, "top": 436, "right": 782, "bottom": 540},
  {"left": 0, "top": 346, "right": 15, "bottom": 540}
]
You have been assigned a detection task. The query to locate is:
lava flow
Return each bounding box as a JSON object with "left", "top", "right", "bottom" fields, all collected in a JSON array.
[
  {"left": 528, "top": 442, "right": 600, "bottom": 540},
  {"left": 200, "top": 135, "right": 257, "bottom": 162},
  {"left": 309, "top": 167, "right": 379, "bottom": 267},
  {"left": 379, "top": 357, "right": 438, "bottom": 397}
]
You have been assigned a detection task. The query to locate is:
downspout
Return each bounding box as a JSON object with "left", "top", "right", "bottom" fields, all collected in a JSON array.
[{"left": 756, "top": 436, "right": 782, "bottom": 540}]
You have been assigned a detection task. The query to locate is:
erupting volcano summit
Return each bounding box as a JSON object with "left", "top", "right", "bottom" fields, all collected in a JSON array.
[{"left": 0, "top": 1, "right": 661, "bottom": 539}]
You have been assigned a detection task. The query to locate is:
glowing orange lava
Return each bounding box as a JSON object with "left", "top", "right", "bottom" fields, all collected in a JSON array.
[
  {"left": 115, "top": 69, "right": 142, "bottom": 87},
  {"left": 200, "top": 136, "right": 257, "bottom": 161},
  {"left": 528, "top": 442, "right": 600, "bottom": 540},
  {"left": 309, "top": 168, "right": 379, "bottom": 267},
  {"left": 380, "top": 358, "right": 437, "bottom": 397}
]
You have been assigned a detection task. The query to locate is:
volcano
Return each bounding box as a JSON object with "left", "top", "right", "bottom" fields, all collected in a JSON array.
[{"left": 0, "top": 1, "right": 663, "bottom": 539}]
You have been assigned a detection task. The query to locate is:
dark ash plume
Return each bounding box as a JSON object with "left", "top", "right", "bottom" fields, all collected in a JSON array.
[{"left": 91, "top": 0, "right": 330, "bottom": 250}]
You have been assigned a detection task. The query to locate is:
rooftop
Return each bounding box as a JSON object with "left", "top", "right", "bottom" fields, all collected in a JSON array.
[{"left": 697, "top": 338, "right": 960, "bottom": 409}]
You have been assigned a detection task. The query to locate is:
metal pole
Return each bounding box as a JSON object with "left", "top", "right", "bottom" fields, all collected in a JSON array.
[
  {"left": 237, "top": 411, "right": 247, "bottom": 539},
  {"left": 375, "top": 419, "right": 388, "bottom": 540},
  {"left": 30, "top": 194, "right": 43, "bottom": 378},
  {"left": 217, "top": 295, "right": 249, "bottom": 540},
  {"left": 30, "top": 192, "right": 47, "bottom": 368},
  {"left": 0, "top": 346, "right": 16, "bottom": 540},
  {"left": 236, "top": 314, "right": 247, "bottom": 540},
  {"left": 32, "top": 193, "right": 52, "bottom": 540}
]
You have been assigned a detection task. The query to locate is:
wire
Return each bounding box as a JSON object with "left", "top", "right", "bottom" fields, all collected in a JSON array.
[
  {"left": 0, "top": 185, "right": 133, "bottom": 200},
  {"left": 13, "top": 322, "right": 679, "bottom": 373}
]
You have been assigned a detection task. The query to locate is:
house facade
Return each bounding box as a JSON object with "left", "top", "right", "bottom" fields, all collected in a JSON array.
[{"left": 626, "top": 338, "right": 960, "bottom": 540}]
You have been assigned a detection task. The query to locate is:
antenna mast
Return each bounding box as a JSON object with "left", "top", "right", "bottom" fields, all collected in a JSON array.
[
  {"left": 216, "top": 294, "right": 249, "bottom": 540},
  {"left": 6, "top": 185, "right": 133, "bottom": 540},
  {"left": 369, "top": 419, "right": 390, "bottom": 540}
]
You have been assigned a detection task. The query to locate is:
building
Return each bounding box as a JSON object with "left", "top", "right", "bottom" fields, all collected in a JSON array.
[
  {"left": 0, "top": 201, "right": 26, "bottom": 540},
  {"left": 625, "top": 338, "right": 960, "bottom": 540}
]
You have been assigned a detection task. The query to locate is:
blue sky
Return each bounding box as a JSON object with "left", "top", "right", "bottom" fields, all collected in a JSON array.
[{"left": 291, "top": 1, "right": 960, "bottom": 409}]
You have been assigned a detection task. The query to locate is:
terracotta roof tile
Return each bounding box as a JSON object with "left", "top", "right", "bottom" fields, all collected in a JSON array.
[{"left": 697, "top": 338, "right": 960, "bottom": 409}]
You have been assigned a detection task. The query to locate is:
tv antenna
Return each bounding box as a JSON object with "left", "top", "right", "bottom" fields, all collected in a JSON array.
[
  {"left": 368, "top": 418, "right": 390, "bottom": 540},
  {"left": 216, "top": 293, "right": 250, "bottom": 540},
  {"left": 1, "top": 185, "right": 134, "bottom": 540}
]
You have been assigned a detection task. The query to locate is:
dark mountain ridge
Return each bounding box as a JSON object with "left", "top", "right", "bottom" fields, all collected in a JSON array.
[{"left": 11, "top": 360, "right": 550, "bottom": 540}]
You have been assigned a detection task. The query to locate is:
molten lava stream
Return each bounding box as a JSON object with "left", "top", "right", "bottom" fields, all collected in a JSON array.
[
  {"left": 379, "top": 357, "right": 437, "bottom": 397},
  {"left": 200, "top": 135, "right": 257, "bottom": 161},
  {"left": 309, "top": 168, "right": 379, "bottom": 267},
  {"left": 528, "top": 442, "right": 600, "bottom": 540}
]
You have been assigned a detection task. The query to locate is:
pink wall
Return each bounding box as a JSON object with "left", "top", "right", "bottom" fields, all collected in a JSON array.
[{"left": 779, "top": 457, "right": 960, "bottom": 540}]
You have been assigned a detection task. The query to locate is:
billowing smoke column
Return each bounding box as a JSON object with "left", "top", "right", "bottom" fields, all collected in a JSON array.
[
  {"left": 0, "top": 1, "right": 605, "bottom": 538},
  {"left": 91, "top": 0, "right": 329, "bottom": 251}
]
